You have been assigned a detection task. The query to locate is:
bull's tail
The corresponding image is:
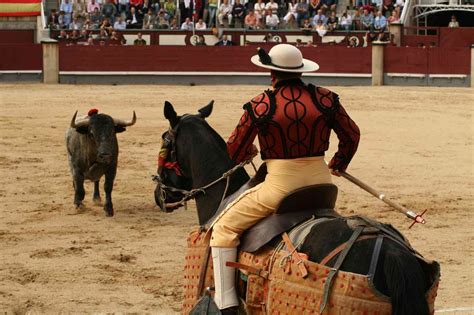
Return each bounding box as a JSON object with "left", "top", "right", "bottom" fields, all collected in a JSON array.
[{"left": 384, "top": 244, "right": 429, "bottom": 315}]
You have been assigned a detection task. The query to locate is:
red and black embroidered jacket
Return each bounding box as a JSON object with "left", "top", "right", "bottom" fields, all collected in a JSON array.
[{"left": 226, "top": 79, "right": 360, "bottom": 172}]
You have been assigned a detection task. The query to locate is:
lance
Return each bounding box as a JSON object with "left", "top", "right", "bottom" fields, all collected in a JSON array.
[{"left": 338, "top": 171, "right": 427, "bottom": 228}]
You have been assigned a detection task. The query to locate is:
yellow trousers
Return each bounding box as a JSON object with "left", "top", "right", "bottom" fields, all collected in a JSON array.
[{"left": 210, "top": 156, "right": 332, "bottom": 248}]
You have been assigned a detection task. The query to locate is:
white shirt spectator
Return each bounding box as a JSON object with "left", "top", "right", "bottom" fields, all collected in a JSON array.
[
  {"left": 395, "top": 0, "right": 404, "bottom": 6},
  {"left": 219, "top": 2, "right": 233, "bottom": 15},
  {"left": 181, "top": 20, "right": 194, "bottom": 30},
  {"left": 195, "top": 21, "right": 207, "bottom": 29},
  {"left": 283, "top": 2, "right": 297, "bottom": 22},
  {"left": 114, "top": 20, "right": 127, "bottom": 29},
  {"left": 340, "top": 15, "right": 352, "bottom": 27},
  {"left": 265, "top": 1, "right": 278, "bottom": 15},
  {"left": 266, "top": 13, "right": 279, "bottom": 28},
  {"left": 254, "top": 2, "right": 265, "bottom": 18}
]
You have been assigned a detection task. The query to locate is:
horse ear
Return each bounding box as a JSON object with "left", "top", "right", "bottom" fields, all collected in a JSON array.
[
  {"left": 164, "top": 101, "right": 178, "bottom": 122},
  {"left": 198, "top": 100, "right": 214, "bottom": 119}
]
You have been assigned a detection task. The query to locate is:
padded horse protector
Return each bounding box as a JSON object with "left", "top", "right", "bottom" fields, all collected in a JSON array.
[{"left": 240, "top": 184, "right": 340, "bottom": 253}]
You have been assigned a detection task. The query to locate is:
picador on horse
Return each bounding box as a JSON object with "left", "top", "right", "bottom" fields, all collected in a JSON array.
[{"left": 154, "top": 44, "right": 440, "bottom": 315}]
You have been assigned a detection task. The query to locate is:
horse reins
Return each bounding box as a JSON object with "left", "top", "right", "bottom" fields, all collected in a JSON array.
[{"left": 152, "top": 159, "right": 252, "bottom": 212}]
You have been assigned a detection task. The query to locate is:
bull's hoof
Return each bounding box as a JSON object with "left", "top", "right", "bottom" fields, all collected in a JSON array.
[{"left": 93, "top": 197, "right": 102, "bottom": 206}]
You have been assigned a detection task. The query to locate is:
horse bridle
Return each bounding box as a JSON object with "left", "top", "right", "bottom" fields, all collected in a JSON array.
[{"left": 152, "top": 114, "right": 253, "bottom": 212}]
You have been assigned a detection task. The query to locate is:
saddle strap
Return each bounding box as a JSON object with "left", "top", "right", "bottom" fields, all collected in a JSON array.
[
  {"left": 368, "top": 235, "right": 384, "bottom": 281},
  {"left": 320, "top": 234, "right": 378, "bottom": 266},
  {"left": 282, "top": 232, "right": 309, "bottom": 278},
  {"left": 319, "top": 226, "right": 364, "bottom": 313},
  {"left": 226, "top": 261, "right": 269, "bottom": 279}
]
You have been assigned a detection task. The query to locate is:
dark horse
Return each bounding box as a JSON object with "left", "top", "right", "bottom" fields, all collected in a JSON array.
[{"left": 155, "top": 101, "right": 439, "bottom": 315}]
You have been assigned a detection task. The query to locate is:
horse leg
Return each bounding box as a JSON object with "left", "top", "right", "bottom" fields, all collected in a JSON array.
[{"left": 93, "top": 180, "right": 101, "bottom": 205}]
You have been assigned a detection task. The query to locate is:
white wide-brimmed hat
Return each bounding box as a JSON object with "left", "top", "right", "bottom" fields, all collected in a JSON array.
[{"left": 251, "top": 44, "right": 319, "bottom": 73}]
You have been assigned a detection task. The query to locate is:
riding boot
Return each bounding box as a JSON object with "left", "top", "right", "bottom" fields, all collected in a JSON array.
[{"left": 211, "top": 247, "right": 239, "bottom": 311}]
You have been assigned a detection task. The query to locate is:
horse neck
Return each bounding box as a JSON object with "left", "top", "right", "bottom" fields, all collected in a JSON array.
[{"left": 178, "top": 125, "right": 250, "bottom": 225}]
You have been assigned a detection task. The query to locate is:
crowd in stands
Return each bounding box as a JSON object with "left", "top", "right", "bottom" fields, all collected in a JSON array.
[
  {"left": 48, "top": 0, "right": 403, "bottom": 31},
  {"left": 48, "top": 0, "right": 404, "bottom": 44}
]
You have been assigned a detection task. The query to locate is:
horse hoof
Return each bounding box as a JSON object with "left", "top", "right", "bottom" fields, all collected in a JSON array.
[
  {"left": 93, "top": 198, "right": 102, "bottom": 206},
  {"left": 104, "top": 207, "right": 114, "bottom": 217}
]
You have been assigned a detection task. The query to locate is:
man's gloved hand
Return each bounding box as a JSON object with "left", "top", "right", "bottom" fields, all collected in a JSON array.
[{"left": 328, "top": 158, "right": 345, "bottom": 177}]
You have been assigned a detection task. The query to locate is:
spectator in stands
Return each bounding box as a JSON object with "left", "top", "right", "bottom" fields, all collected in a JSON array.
[
  {"left": 127, "top": 6, "right": 143, "bottom": 28},
  {"left": 110, "top": 31, "right": 127, "bottom": 44},
  {"left": 90, "top": 7, "right": 102, "bottom": 28},
  {"left": 218, "top": 0, "right": 233, "bottom": 26},
  {"left": 72, "top": 0, "right": 85, "bottom": 19},
  {"left": 232, "top": 0, "right": 245, "bottom": 28},
  {"left": 387, "top": 10, "right": 399, "bottom": 24},
  {"left": 265, "top": 0, "right": 278, "bottom": 16},
  {"left": 48, "top": 9, "right": 59, "bottom": 29},
  {"left": 118, "top": 0, "right": 130, "bottom": 15},
  {"left": 339, "top": 11, "right": 351, "bottom": 30},
  {"left": 196, "top": 35, "right": 207, "bottom": 45},
  {"left": 351, "top": 8, "right": 361, "bottom": 30},
  {"left": 164, "top": 0, "right": 176, "bottom": 18},
  {"left": 169, "top": 17, "right": 179, "bottom": 29},
  {"left": 214, "top": 34, "right": 233, "bottom": 45},
  {"left": 372, "top": 10, "right": 386, "bottom": 34},
  {"left": 301, "top": 18, "right": 312, "bottom": 30},
  {"left": 207, "top": 0, "right": 218, "bottom": 28},
  {"left": 320, "top": 0, "right": 336, "bottom": 13},
  {"left": 195, "top": 18, "right": 207, "bottom": 29},
  {"left": 181, "top": 17, "right": 194, "bottom": 30},
  {"left": 394, "top": 0, "right": 404, "bottom": 10},
  {"left": 70, "top": 29, "right": 80, "bottom": 41},
  {"left": 361, "top": 8, "right": 373, "bottom": 30},
  {"left": 284, "top": 0, "right": 297, "bottom": 25},
  {"left": 87, "top": 0, "right": 100, "bottom": 14},
  {"left": 143, "top": 8, "right": 156, "bottom": 29},
  {"left": 114, "top": 16, "right": 127, "bottom": 29},
  {"left": 86, "top": 36, "right": 94, "bottom": 45},
  {"left": 134, "top": 32, "right": 147, "bottom": 45},
  {"left": 312, "top": 9, "right": 327, "bottom": 26},
  {"left": 130, "top": 0, "right": 144, "bottom": 11},
  {"left": 327, "top": 10, "right": 338, "bottom": 30},
  {"left": 58, "top": 11, "right": 66, "bottom": 29},
  {"left": 265, "top": 9, "right": 279, "bottom": 29},
  {"left": 305, "top": 39, "right": 316, "bottom": 47},
  {"left": 97, "top": 28, "right": 109, "bottom": 40},
  {"left": 60, "top": 0, "right": 73, "bottom": 27},
  {"left": 56, "top": 29, "right": 69, "bottom": 40},
  {"left": 245, "top": 10, "right": 258, "bottom": 29},
  {"left": 448, "top": 15, "right": 459, "bottom": 28},
  {"left": 296, "top": 0, "right": 309, "bottom": 27},
  {"left": 79, "top": 29, "right": 90, "bottom": 39},
  {"left": 154, "top": 9, "right": 170, "bottom": 28},
  {"left": 69, "top": 17, "right": 83, "bottom": 30},
  {"left": 254, "top": 0, "right": 266, "bottom": 26},
  {"left": 102, "top": 0, "right": 117, "bottom": 23},
  {"left": 100, "top": 17, "right": 113, "bottom": 32},
  {"left": 308, "top": 0, "right": 321, "bottom": 18},
  {"left": 314, "top": 19, "right": 327, "bottom": 36}
]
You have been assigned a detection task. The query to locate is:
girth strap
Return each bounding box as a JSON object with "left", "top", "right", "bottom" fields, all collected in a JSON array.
[
  {"left": 319, "top": 226, "right": 364, "bottom": 313},
  {"left": 368, "top": 235, "right": 384, "bottom": 281}
]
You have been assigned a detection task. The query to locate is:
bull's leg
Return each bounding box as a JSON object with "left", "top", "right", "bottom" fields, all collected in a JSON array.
[
  {"left": 104, "top": 169, "right": 116, "bottom": 217},
  {"left": 73, "top": 173, "right": 86, "bottom": 208},
  {"left": 93, "top": 181, "right": 101, "bottom": 205}
]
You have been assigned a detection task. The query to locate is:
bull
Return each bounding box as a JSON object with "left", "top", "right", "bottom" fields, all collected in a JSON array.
[{"left": 66, "top": 110, "right": 136, "bottom": 216}]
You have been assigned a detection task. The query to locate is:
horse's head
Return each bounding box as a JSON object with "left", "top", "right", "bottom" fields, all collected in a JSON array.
[{"left": 154, "top": 100, "right": 215, "bottom": 212}]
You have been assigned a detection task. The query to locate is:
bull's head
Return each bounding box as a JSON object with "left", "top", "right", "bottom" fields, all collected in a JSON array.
[{"left": 70, "top": 110, "right": 136, "bottom": 163}]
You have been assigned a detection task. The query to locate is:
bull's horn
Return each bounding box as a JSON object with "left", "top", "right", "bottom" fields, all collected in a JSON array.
[
  {"left": 114, "top": 111, "right": 137, "bottom": 127},
  {"left": 70, "top": 110, "right": 90, "bottom": 129}
]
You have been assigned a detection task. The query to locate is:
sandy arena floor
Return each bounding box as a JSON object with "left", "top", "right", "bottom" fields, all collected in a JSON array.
[{"left": 0, "top": 84, "right": 472, "bottom": 314}]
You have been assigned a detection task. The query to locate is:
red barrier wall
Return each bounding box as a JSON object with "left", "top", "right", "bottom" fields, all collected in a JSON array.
[
  {"left": 0, "top": 30, "right": 34, "bottom": 44},
  {"left": 384, "top": 46, "right": 428, "bottom": 74},
  {"left": 439, "top": 28, "right": 474, "bottom": 48},
  {"left": 384, "top": 46, "right": 470, "bottom": 75},
  {"left": 0, "top": 44, "right": 42, "bottom": 70},
  {"left": 59, "top": 46, "right": 372, "bottom": 74}
]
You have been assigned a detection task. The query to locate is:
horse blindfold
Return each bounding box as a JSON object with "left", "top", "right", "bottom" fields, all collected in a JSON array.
[{"left": 157, "top": 131, "right": 183, "bottom": 177}]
